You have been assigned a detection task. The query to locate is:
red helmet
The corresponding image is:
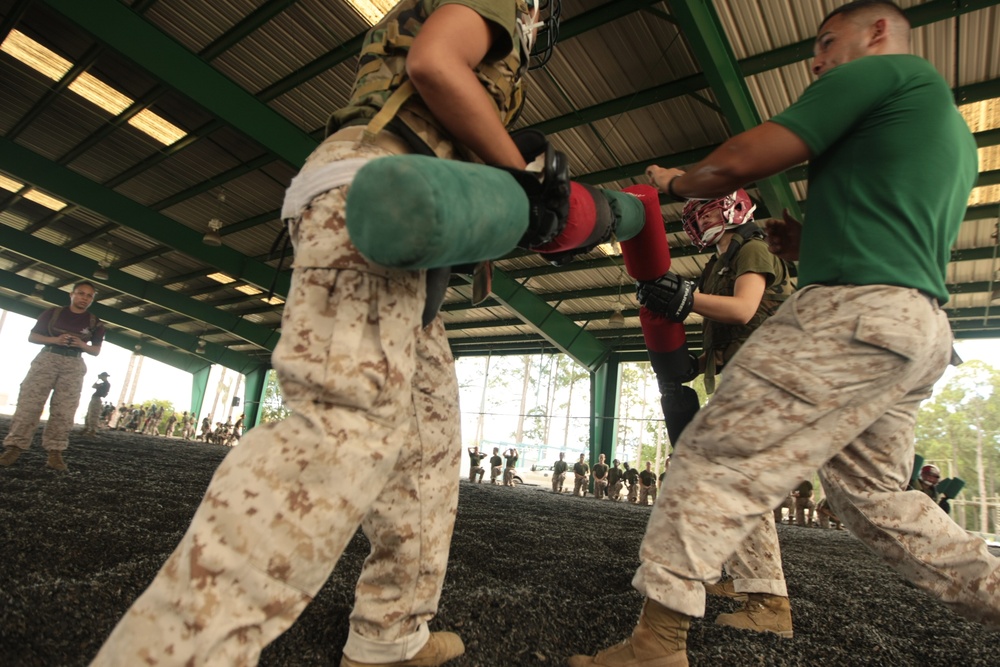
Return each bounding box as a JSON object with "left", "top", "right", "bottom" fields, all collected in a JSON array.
[
  {"left": 920, "top": 464, "right": 941, "bottom": 484},
  {"left": 681, "top": 189, "right": 756, "bottom": 249}
]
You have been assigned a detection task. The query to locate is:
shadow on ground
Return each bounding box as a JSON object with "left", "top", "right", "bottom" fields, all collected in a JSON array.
[{"left": 1, "top": 415, "right": 997, "bottom": 666}]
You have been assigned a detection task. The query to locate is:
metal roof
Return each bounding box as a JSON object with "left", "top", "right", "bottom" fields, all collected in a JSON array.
[{"left": 0, "top": 0, "right": 998, "bottom": 375}]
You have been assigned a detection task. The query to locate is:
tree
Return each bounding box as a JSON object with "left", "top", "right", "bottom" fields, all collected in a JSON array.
[
  {"left": 139, "top": 398, "right": 174, "bottom": 434},
  {"left": 916, "top": 360, "right": 1000, "bottom": 534},
  {"left": 260, "top": 370, "right": 291, "bottom": 423}
]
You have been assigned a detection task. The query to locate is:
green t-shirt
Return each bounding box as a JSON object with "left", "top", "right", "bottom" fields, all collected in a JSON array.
[
  {"left": 770, "top": 55, "right": 977, "bottom": 304},
  {"left": 592, "top": 463, "right": 609, "bottom": 480}
]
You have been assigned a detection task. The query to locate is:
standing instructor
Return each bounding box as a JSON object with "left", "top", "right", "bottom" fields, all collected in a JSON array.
[
  {"left": 571, "top": 2, "right": 997, "bottom": 665},
  {"left": 1, "top": 281, "right": 104, "bottom": 472}
]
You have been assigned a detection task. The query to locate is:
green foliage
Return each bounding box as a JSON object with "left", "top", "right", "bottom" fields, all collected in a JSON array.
[
  {"left": 915, "top": 360, "right": 1000, "bottom": 531},
  {"left": 261, "top": 370, "right": 291, "bottom": 423},
  {"left": 138, "top": 398, "right": 175, "bottom": 434}
]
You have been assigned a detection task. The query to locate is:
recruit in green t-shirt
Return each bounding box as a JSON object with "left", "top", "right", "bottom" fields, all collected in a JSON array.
[{"left": 769, "top": 55, "right": 977, "bottom": 304}]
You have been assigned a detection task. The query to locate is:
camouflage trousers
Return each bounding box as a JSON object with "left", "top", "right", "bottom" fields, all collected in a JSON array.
[
  {"left": 723, "top": 512, "right": 787, "bottom": 596},
  {"left": 634, "top": 285, "right": 1000, "bottom": 627},
  {"left": 593, "top": 477, "right": 608, "bottom": 500},
  {"left": 84, "top": 396, "right": 103, "bottom": 432},
  {"left": 552, "top": 471, "right": 566, "bottom": 492},
  {"left": 795, "top": 496, "right": 816, "bottom": 526},
  {"left": 90, "top": 135, "right": 463, "bottom": 666},
  {"left": 3, "top": 349, "right": 86, "bottom": 452},
  {"left": 639, "top": 483, "right": 657, "bottom": 506},
  {"left": 574, "top": 474, "right": 588, "bottom": 496}
]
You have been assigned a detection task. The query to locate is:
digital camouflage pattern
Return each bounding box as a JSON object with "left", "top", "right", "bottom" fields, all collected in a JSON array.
[
  {"left": 89, "top": 134, "right": 464, "bottom": 666},
  {"left": 3, "top": 350, "right": 87, "bottom": 452},
  {"left": 635, "top": 285, "right": 999, "bottom": 627}
]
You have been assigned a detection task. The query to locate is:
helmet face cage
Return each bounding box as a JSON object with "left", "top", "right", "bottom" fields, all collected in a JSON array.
[
  {"left": 518, "top": 0, "right": 561, "bottom": 70},
  {"left": 681, "top": 189, "right": 756, "bottom": 249},
  {"left": 920, "top": 464, "right": 941, "bottom": 484}
]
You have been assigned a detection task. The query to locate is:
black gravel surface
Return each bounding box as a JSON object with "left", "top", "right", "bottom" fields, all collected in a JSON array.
[{"left": 1, "top": 415, "right": 997, "bottom": 666}]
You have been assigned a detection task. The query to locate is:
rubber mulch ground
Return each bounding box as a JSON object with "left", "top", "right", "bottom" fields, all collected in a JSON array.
[{"left": 1, "top": 415, "right": 997, "bottom": 666}]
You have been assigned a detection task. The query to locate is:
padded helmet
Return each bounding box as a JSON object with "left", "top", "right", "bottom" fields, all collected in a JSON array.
[
  {"left": 681, "top": 189, "right": 756, "bottom": 249},
  {"left": 920, "top": 464, "right": 941, "bottom": 484},
  {"left": 518, "top": 0, "right": 562, "bottom": 69}
]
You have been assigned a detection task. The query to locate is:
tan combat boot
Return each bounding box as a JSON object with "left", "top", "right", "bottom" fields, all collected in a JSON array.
[
  {"left": 45, "top": 450, "right": 68, "bottom": 472},
  {"left": 714, "top": 593, "right": 793, "bottom": 638},
  {"left": 340, "top": 632, "right": 464, "bottom": 667},
  {"left": 568, "top": 598, "right": 691, "bottom": 667},
  {"left": 703, "top": 578, "right": 747, "bottom": 601},
  {"left": 0, "top": 447, "right": 22, "bottom": 467}
]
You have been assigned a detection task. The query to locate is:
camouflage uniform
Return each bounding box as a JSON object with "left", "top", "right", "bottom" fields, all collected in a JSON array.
[
  {"left": 90, "top": 0, "right": 529, "bottom": 661},
  {"left": 90, "top": 131, "right": 464, "bottom": 667},
  {"left": 84, "top": 377, "right": 110, "bottom": 434},
  {"left": 633, "top": 285, "right": 999, "bottom": 626},
  {"left": 3, "top": 307, "right": 103, "bottom": 454},
  {"left": 551, "top": 457, "right": 568, "bottom": 493}
]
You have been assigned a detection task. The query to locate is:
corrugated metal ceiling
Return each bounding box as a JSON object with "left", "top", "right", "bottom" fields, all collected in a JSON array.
[{"left": 0, "top": 0, "right": 998, "bottom": 375}]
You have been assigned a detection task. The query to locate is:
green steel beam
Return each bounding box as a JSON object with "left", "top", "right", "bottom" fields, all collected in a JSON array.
[
  {"left": 0, "top": 273, "right": 262, "bottom": 373},
  {"left": 0, "top": 227, "right": 280, "bottom": 350},
  {"left": 202, "top": 0, "right": 300, "bottom": 59},
  {"left": 534, "top": 1, "right": 1000, "bottom": 135},
  {"left": 590, "top": 354, "right": 621, "bottom": 465},
  {"left": 241, "top": 365, "right": 271, "bottom": 430},
  {"left": 476, "top": 270, "right": 610, "bottom": 371},
  {"left": 42, "top": 0, "right": 317, "bottom": 167},
  {"left": 667, "top": 0, "right": 800, "bottom": 219},
  {"left": 560, "top": 0, "right": 663, "bottom": 40},
  {"left": 0, "top": 138, "right": 290, "bottom": 296}
]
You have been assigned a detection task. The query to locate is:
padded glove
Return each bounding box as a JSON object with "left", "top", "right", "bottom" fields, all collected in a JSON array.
[
  {"left": 499, "top": 129, "right": 571, "bottom": 249},
  {"left": 636, "top": 272, "right": 696, "bottom": 321}
]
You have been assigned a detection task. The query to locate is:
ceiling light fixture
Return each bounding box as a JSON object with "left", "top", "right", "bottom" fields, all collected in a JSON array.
[
  {"left": 93, "top": 239, "right": 112, "bottom": 281},
  {"left": 1, "top": 30, "right": 185, "bottom": 145},
  {"left": 203, "top": 189, "right": 226, "bottom": 246}
]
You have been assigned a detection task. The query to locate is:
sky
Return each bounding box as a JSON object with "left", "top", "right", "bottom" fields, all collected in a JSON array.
[{"left": 1, "top": 307, "right": 997, "bottom": 429}]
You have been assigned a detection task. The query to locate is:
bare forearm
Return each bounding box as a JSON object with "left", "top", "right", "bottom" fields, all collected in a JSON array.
[
  {"left": 671, "top": 122, "right": 811, "bottom": 199},
  {"left": 412, "top": 68, "right": 525, "bottom": 168},
  {"left": 692, "top": 292, "right": 758, "bottom": 324}
]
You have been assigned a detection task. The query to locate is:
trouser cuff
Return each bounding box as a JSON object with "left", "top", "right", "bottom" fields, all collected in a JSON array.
[
  {"left": 343, "top": 622, "right": 429, "bottom": 663},
  {"left": 732, "top": 577, "right": 788, "bottom": 597}
]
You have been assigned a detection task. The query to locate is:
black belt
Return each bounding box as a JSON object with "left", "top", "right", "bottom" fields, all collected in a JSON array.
[{"left": 44, "top": 346, "right": 83, "bottom": 357}]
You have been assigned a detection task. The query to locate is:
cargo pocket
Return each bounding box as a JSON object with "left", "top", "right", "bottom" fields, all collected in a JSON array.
[
  {"left": 730, "top": 355, "right": 830, "bottom": 407},
  {"left": 852, "top": 315, "right": 924, "bottom": 361}
]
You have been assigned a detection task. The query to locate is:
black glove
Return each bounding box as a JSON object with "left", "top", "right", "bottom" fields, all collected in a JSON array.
[
  {"left": 499, "top": 129, "right": 571, "bottom": 250},
  {"left": 636, "top": 272, "right": 696, "bottom": 321}
]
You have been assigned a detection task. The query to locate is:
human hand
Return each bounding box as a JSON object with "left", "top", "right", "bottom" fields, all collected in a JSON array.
[
  {"left": 645, "top": 166, "right": 685, "bottom": 194},
  {"left": 764, "top": 209, "right": 802, "bottom": 261},
  {"left": 636, "top": 273, "right": 696, "bottom": 322}
]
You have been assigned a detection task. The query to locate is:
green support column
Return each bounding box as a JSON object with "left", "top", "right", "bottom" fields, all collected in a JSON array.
[
  {"left": 242, "top": 365, "right": 270, "bottom": 430},
  {"left": 589, "top": 353, "right": 622, "bottom": 469},
  {"left": 190, "top": 366, "right": 211, "bottom": 420}
]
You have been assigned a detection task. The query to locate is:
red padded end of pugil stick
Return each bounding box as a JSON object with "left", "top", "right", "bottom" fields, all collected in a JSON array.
[
  {"left": 640, "top": 307, "right": 687, "bottom": 353},
  {"left": 533, "top": 181, "right": 596, "bottom": 252},
  {"left": 620, "top": 184, "right": 670, "bottom": 280}
]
